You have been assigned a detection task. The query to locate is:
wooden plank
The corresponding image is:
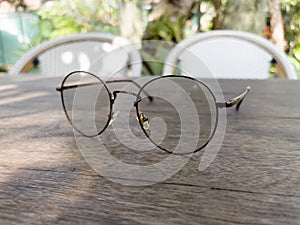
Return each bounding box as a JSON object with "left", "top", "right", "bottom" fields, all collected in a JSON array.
[{"left": 0, "top": 75, "right": 299, "bottom": 224}]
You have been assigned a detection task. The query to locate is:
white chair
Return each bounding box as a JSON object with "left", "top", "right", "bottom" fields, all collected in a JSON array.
[
  {"left": 163, "top": 30, "right": 297, "bottom": 79},
  {"left": 9, "top": 33, "right": 142, "bottom": 77}
]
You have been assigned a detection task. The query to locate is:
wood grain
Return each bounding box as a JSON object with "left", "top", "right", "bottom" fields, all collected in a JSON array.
[{"left": 0, "top": 74, "right": 299, "bottom": 225}]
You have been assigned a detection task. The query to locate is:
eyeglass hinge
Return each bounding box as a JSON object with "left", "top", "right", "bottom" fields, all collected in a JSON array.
[{"left": 216, "top": 101, "right": 226, "bottom": 108}]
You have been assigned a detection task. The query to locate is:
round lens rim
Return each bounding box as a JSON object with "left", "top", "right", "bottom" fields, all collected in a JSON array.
[
  {"left": 135, "top": 75, "right": 219, "bottom": 154},
  {"left": 60, "top": 71, "right": 113, "bottom": 137}
]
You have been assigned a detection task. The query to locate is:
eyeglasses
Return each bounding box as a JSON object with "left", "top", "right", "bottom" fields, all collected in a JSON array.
[{"left": 56, "top": 71, "right": 250, "bottom": 154}]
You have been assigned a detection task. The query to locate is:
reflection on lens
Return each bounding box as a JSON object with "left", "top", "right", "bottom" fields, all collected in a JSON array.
[
  {"left": 62, "top": 71, "right": 111, "bottom": 136},
  {"left": 136, "top": 76, "right": 217, "bottom": 154}
]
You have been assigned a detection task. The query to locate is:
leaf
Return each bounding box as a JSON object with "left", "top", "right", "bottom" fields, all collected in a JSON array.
[{"left": 293, "top": 45, "right": 300, "bottom": 61}]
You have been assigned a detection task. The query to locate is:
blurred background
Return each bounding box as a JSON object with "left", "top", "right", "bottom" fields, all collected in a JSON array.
[{"left": 0, "top": 0, "right": 299, "bottom": 77}]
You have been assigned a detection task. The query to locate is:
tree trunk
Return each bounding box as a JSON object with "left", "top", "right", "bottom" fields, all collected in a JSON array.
[
  {"left": 268, "top": 0, "right": 286, "bottom": 51},
  {"left": 212, "top": 0, "right": 223, "bottom": 30},
  {"left": 119, "top": 0, "right": 144, "bottom": 44}
]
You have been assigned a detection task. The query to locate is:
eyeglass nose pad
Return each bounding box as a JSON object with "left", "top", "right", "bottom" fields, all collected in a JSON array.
[
  {"left": 109, "top": 111, "right": 120, "bottom": 126},
  {"left": 139, "top": 112, "right": 150, "bottom": 131}
]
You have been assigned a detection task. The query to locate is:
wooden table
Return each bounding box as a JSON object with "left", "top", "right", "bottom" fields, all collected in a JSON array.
[{"left": 0, "top": 74, "right": 299, "bottom": 224}]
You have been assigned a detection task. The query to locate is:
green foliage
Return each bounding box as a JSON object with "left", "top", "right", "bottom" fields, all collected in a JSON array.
[
  {"left": 35, "top": 0, "right": 120, "bottom": 42},
  {"left": 291, "top": 45, "right": 300, "bottom": 78},
  {"left": 281, "top": 0, "right": 300, "bottom": 46},
  {"left": 143, "top": 16, "right": 188, "bottom": 43},
  {"left": 281, "top": 0, "right": 300, "bottom": 77},
  {"left": 140, "top": 41, "right": 174, "bottom": 75},
  {"left": 142, "top": 15, "right": 191, "bottom": 74},
  {"left": 289, "top": 55, "right": 300, "bottom": 78},
  {"left": 294, "top": 45, "right": 300, "bottom": 61}
]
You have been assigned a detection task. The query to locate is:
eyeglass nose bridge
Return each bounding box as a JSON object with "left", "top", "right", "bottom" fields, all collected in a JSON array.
[
  {"left": 110, "top": 90, "right": 152, "bottom": 130},
  {"left": 111, "top": 90, "right": 152, "bottom": 110},
  {"left": 112, "top": 90, "right": 139, "bottom": 103},
  {"left": 108, "top": 90, "right": 140, "bottom": 127}
]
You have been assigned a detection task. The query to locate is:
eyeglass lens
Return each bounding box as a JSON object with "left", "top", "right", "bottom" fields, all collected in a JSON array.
[
  {"left": 136, "top": 76, "right": 218, "bottom": 154},
  {"left": 62, "top": 72, "right": 111, "bottom": 137}
]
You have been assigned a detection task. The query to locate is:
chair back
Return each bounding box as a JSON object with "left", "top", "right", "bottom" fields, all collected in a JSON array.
[
  {"left": 163, "top": 30, "right": 297, "bottom": 79},
  {"left": 9, "top": 33, "right": 142, "bottom": 77}
]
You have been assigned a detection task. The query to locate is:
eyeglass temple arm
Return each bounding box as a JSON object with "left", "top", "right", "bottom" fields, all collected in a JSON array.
[
  {"left": 56, "top": 79, "right": 153, "bottom": 101},
  {"left": 216, "top": 86, "right": 251, "bottom": 111}
]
